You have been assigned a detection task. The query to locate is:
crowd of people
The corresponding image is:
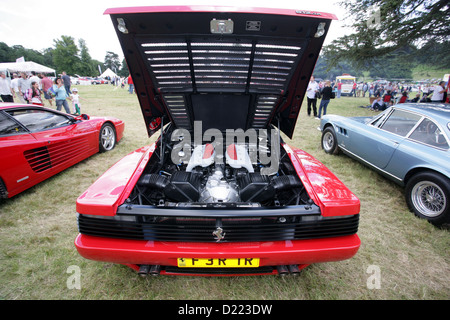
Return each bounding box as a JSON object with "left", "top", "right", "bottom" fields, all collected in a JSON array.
[
  {"left": 0, "top": 71, "right": 84, "bottom": 115},
  {"left": 2, "top": 71, "right": 449, "bottom": 119},
  {"left": 0, "top": 71, "right": 138, "bottom": 115},
  {"left": 305, "top": 76, "right": 449, "bottom": 117},
  {"left": 101, "top": 74, "right": 134, "bottom": 94},
  {"left": 366, "top": 80, "right": 448, "bottom": 111},
  {"left": 349, "top": 81, "right": 447, "bottom": 100}
]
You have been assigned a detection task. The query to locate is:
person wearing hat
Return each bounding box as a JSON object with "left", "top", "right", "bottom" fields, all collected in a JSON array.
[{"left": 70, "top": 88, "right": 83, "bottom": 115}]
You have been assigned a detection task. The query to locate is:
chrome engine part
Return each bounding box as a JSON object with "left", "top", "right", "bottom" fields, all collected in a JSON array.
[{"left": 199, "top": 167, "right": 239, "bottom": 203}]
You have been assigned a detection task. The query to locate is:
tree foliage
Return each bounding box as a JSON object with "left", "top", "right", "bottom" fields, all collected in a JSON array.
[
  {"left": 0, "top": 42, "right": 54, "bottom": 67},
  {"left": 52, "top": 36, "right": 80, "bottom": 75},
  {"left": 325, "top": 0, "right": 450, "bottom": 68},
  {"left": 104, "top": 51, "right": 121, "bottom": 73},
  {"left": 314, "top": 56, "right": 363, "bottom": 80},
  {"left": 77, "top": 39, "right": 95, "bottom": 76},
  {"left": 0, "top": 37, "right": 123, "bottom": 77},
  {"left": 118, "top": 58, "right": 129, "bottom": 77},
  {"left": 315, "top": 46, "right": 414, "bottom": 81}
]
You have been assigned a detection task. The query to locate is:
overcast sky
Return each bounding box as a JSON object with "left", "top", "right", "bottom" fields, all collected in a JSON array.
[{"left": 0, "top": 0, "right": 352, "bottom": 62}]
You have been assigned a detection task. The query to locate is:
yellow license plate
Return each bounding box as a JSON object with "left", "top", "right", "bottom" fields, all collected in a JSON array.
[{"left": 177, "top": 258, "right": 259, "bottom": 268}]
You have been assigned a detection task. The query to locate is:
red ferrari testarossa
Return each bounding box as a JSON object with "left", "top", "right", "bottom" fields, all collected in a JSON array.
[
  {"left": 0, "top": 103, "right": 124, "bottom": 198},
  {"left": 74, "top": 5, "right": 360, "bottom": 276}
]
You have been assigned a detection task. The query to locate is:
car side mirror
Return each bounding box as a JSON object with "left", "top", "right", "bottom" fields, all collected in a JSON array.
[{"left": 72, "top": 114, "right": 90, "bottom": 122}]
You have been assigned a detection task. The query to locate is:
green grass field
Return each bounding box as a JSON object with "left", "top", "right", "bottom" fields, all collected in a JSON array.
[{"left": 0, "top": 85, "right": 448, "bottom": 300}]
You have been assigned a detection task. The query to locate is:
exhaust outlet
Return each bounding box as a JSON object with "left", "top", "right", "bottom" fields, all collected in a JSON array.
[
  {"left": 276, "top": 265, "right": 289, "bottom": 276},
  {"left": 138, "top": 264, "right": 150, "bottom": 277},
  {"left": 288, "top": 264, "right": 300, "bottom": 276},
  {"left": 150, "top": 265, "right": 161, "bottom": 276}
]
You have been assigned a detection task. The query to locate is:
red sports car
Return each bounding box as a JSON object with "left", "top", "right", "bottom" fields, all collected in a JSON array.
[
  {"left": 0, "top": 103, "right": 124, "bottom": 198},
  {"left": 75, "top": 6, "right": 360, "bottom": 276}
]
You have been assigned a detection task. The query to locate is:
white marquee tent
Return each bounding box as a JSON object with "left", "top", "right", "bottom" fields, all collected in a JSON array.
[
  {"left": 0, "top": 61, "right": 56, "bottom": 75},
  {"left": 100, "top": 68, "right": 117, "bottom": 79}
]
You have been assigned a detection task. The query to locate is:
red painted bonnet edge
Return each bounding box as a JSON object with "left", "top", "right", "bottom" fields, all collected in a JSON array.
[
  {"left": 104, "top": 5, "right": 338, "bottom": 20},
  {"left": 283, "top": 144, "right": 360, "bottom": 217},
  {"left": 76, "top": 144, "right": 155, "bottom": 216}
]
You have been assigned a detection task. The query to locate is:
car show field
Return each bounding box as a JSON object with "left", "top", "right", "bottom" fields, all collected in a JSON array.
[{"left": 0, "top": 84, "right": 448, "bottom": 300}]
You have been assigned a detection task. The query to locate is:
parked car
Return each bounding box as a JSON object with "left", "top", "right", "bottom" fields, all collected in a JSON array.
[
  {"left": 0, "top": 104, "right": 124, "bottom": 198},
  {"left": 92, "top": 78, "right": 109, "bottom": 85},
  {"left": 72, "top": 76, "right": 92, "bottom": 85},
  {"left": 320, "top": 103, "right": 450, "bottom": 227},
  {"left": 70, "top": 76, "right": 79, "bottom": 85},
  {"left": 74, "top": 6, "right": 361, "bottom": 277}
]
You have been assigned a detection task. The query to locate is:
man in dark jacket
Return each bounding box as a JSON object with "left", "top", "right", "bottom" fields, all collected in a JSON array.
[
  {"left": 62, "top": 71, "right": 71, "bottom": 95},
  {"left": 317, "top": 80, "right": 334, "bottom": 119}
]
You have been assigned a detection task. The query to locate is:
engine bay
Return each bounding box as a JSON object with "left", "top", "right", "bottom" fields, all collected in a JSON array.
[{"left": 127, "top": 126, "right": 312, "bottom": 208}]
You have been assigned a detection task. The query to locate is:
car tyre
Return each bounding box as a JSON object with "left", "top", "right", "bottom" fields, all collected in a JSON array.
[
  {"left": 99, "top": 123, "right": 116, "bottom": 153},
  {"left": 321, "top": 127, "right": 340, "bottom": 155},
  {"left": 405, "top": 171, "right": 450, "bottom": 228}
]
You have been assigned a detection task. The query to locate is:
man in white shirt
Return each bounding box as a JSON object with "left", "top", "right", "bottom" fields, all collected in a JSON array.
[
  {"left": 306, "top": 76, "right": 319, "bottom": 117},
  {"left": 18, "top": 72, "right": 31, "bottom": 103},
  {"left": 29, "top": 72, "right": 41, "bottom": 90},
  {"left": 0, "top": 72, "right": 15, "bottom": 102},
  {"left": 430, "top": 81, "right": 446, "bottom": 103}
]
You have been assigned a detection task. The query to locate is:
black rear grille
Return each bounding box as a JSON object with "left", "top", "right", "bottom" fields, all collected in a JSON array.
[
  {"left": 78, "top": 213, "right": 359, "bottom": 242},
  {"left": 163, "top": 266, "right": 275, "bottom": 275}
]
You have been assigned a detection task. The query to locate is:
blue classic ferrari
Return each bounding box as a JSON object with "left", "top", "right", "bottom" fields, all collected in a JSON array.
[{"left": 320, "top": 103, "right": 450, "bottom": 227}]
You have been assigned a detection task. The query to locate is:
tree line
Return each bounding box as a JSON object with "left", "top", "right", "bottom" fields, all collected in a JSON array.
[
  {"left": 316, "top": 0, "right": 449, "bottom": 81},
  {"left": 314, "top": 43, "right": 446, "bottom": 81},
  {"left": 0, "top": 36, "right": 129, "bottom": 77},
  {"left": 1, "top": 35, "right": 433, "bottom": 82},
  {"left": 1, "top": 1, "right": 447, "bottom": 82}
]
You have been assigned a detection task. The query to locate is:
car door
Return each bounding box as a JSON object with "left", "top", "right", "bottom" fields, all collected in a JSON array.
[
  {"left": 385, "top": 116, "right": 450, "bottom": 181},
  {"left": 0, "top": 111, "right": 39, "bottom": 197},
  {"left": 17, "top": 109, "right": 97, "bottom": 167},
  {"left": 344, "top": 108, "right": 421, "bottom": 170}
]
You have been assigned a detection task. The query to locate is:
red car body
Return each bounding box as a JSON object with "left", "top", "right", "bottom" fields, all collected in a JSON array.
[
  {"left": 76, "top": 143, "right": 360, "bottom": 276},
  {"left": 75, "top": 6, "right": 360, "bottom": 276},
  {"left": 0, "top": 104, "right": 124, "bottom": 198}
]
